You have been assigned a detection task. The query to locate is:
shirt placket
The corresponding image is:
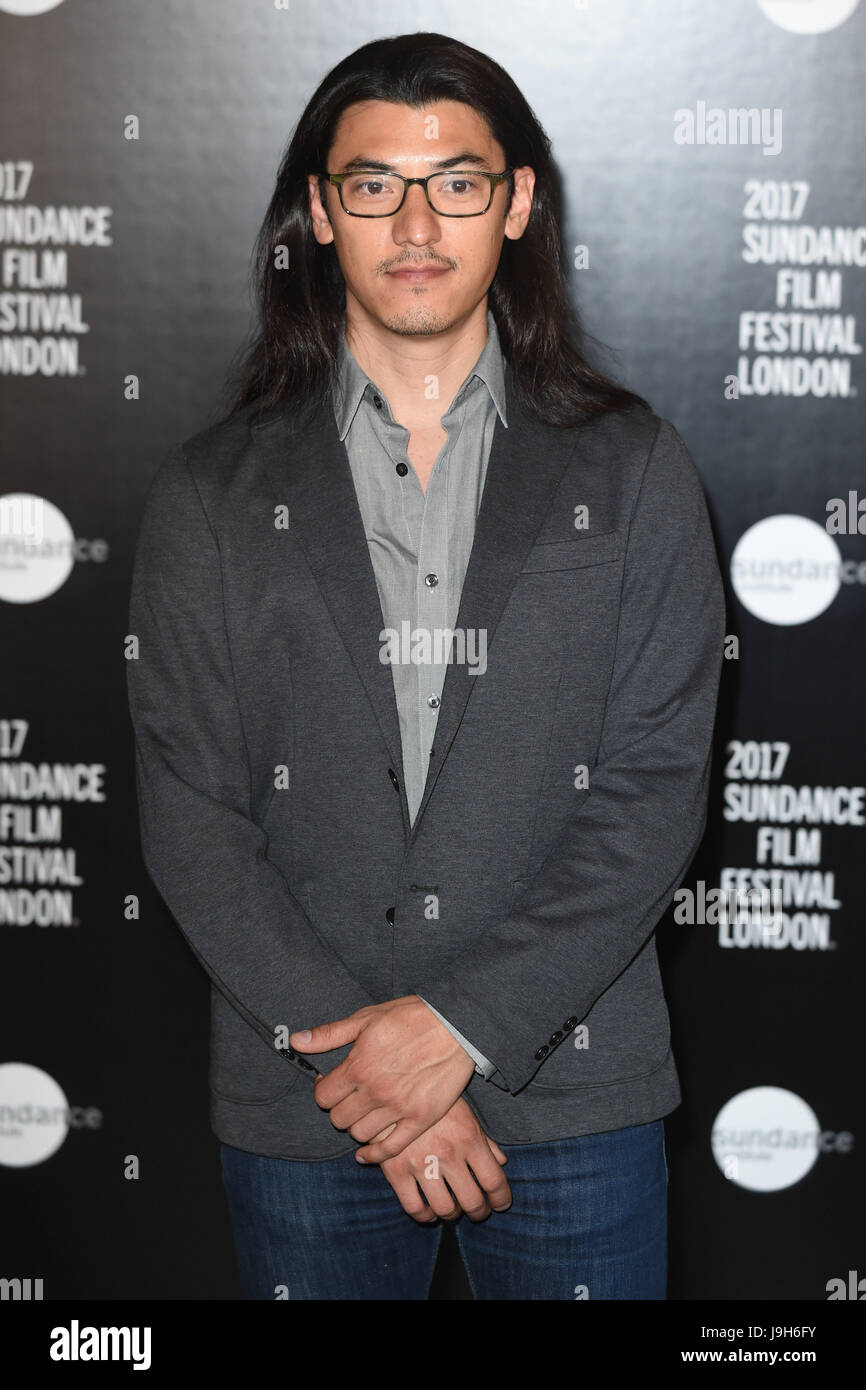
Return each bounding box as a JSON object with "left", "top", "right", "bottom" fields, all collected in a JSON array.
[
  {"left": 414, "top": 437, "right": 456, "bottom": 817},
  {"left": 387, "top": 417, "right": 464, "bottom": 824}
]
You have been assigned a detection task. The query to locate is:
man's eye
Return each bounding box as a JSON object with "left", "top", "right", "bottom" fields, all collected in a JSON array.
[
  {"left": 443, "top": 177, "right": 480, "bottom": 194},
  {"left": 349, "top": 178, "right": 394, "bottom": 197}
]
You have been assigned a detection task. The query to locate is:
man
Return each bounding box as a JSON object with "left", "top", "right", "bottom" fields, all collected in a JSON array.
[{"left": 127, "top": 32, "right": 725, "bottom": 1301}]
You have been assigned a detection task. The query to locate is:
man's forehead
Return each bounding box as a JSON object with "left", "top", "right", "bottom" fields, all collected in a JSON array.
[{"left": 330, "top": 99, "right": 496, "bottom": 148}]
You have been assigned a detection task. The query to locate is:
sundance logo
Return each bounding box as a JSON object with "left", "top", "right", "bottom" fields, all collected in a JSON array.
[
  {"left": 0, "top": 1, "right": 66, "bottom": 13},
  {"left": 756, "top": 0, "right": 860, "bottom": 34},
  {"left": 712, "top": 1086, "right": 853, "bottom": 1192},
  {"left": 50, "top": 1321, "right": 151, "bottom": 1371},
  {"left": 730, "top": 514, "right": 851, "bottom": 625},
  {"left": 0, "top": 494, "right": 107, "bottom": 604},
  {"left": 0, "top": 1061, "right": 102, "bottom": 1167}
]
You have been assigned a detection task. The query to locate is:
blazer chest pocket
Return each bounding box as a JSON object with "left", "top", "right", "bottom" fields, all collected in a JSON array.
[{"left": 520, "top": 529, "right": 622, "bottom": 574}]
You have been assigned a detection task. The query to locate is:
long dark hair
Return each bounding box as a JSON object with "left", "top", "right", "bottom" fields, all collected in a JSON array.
[{"left": 225, "top": 32, "right": 649, "bottom": 427}]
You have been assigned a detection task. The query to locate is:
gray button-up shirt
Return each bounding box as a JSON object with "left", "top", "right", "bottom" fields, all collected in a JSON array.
[{"left": 332, "top": 309, "right": 507, "bottom": 1081}]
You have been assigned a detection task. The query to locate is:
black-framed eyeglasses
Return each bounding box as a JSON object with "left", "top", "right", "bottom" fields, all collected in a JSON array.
[{"left": 322, "top": 168, "right": 514, "bottom": 218}]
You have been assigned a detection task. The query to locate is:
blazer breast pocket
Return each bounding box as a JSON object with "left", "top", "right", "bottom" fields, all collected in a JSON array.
[{"left": 519, "top": 529, "right": 623, "bottom": 574}]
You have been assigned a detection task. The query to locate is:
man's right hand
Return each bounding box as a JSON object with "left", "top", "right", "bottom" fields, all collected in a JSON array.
[{"left": 371, "top": 1097, "right": 512, "bottom": 1223}]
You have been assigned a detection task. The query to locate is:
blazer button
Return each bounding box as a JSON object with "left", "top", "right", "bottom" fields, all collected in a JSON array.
[
  {"left": 388, "top": 768, "right": 399, "bottom": 789},
  {"left": 286, "top": 1048, "right": 296, "bottom": 1060},
  {"left": 549, "top": 1031, "right": 563, "bottom": 1045},
  {"left": 298, "top": 1058, "right": 315, "bottom": 1071},
  {"left": 534, "top": 1045, "right": 549, "bottom": 1061},
  {"left": 385, "top": 907, "right": 395, "bottom": 925},
  {"left": 564, "top": 1016, "right": 578, "bottom": 1030}
]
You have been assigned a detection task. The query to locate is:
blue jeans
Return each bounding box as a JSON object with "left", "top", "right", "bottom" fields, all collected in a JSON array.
[{"left": 219, "top": 1118, "right": 668, "bottom": 1300}]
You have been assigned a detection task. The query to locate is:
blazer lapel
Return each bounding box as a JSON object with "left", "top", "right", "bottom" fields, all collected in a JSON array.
[
  {"left": 254, "top": 397, "right": 408, "bottom": 795},
  {"left": 251, "top": 362, "right": 579, "bottom": 842}
]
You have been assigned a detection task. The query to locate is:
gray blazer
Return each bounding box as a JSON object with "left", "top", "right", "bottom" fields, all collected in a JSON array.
[{"left": 126, "top": 368, "right": 726, "bottom": 1160}]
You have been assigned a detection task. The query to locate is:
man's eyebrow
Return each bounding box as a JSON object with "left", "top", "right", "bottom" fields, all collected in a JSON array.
[{"left": 336, "top": 152, "right": 492, "bottom": 173}]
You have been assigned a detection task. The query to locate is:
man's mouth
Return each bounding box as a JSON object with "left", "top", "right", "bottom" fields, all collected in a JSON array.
[{"left": 386, "top": 264, "right": 451, "bottom": 282}]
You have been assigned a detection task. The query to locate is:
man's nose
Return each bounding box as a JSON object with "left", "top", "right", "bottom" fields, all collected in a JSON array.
[{"left": 390, "top": 181, "right": 442, "bottom": 246}]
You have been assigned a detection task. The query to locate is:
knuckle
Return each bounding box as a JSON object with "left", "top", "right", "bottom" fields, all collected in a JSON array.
[{"left": 464, "top": 1203, "right": 489, "bottom": 1220}]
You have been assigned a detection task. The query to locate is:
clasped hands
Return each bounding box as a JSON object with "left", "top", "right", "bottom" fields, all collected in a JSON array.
[{"left": 290, "top": 994, "right": 512, "bottom": 1223}]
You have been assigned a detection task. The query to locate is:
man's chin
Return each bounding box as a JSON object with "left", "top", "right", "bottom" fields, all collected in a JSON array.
[{"left": 378, "top": 309, "right": 456, "bottom": 336}]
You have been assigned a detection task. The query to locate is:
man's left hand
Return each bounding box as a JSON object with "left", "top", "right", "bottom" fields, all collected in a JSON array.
[{"left": 289, "top": 995, "right": 476, "bottom": 1163}]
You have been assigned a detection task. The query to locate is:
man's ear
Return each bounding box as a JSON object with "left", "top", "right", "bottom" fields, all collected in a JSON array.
[{"left": 308, "top": 173, "right": 334, "bottom": 245}]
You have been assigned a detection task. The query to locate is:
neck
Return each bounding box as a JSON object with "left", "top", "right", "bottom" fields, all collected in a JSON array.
[{"left": 343, "top": 298, "right": 490, "bottom": 429}]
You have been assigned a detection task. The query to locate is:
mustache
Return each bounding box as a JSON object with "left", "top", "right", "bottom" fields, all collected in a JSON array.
[{"left": 381, "top": 256, "right": 455, "bottom": 272}]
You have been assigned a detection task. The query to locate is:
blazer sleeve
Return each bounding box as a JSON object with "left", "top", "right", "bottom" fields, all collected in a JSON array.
[
  {"left": 126, "top": 443, "right": 378, "bottom": 1084},
  {"left": 407, "top": 417, "right": 726, "bottom": 1094}
]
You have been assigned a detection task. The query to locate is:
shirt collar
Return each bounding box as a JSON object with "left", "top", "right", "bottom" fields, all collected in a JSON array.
[{"left": 332, "top": 308, "right": 508, "bottom": 442}]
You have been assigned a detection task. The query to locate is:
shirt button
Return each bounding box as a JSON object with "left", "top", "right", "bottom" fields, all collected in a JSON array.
[
  {"left": 534, "top": 1045, "right": 549, "bottom": 1061},
  {"left": 373, "top": 394, "right": 383, "bottom": 408},
  {"left": 549, "top": 1031, "right": 564, "bottom": 1045},
  {"left": 396, "top": 462, "right": 408, "bottom": 476},
  {"left": 388, "top": 767, "right": 399, "bottom": 789},
  {"left": 564, "top": 1016, "right": 578, "bottom": 1030},
  {"left": 424, "top": 573, "right": 439, "bottom": 587},
  {"left": 427, "top": 695, "right": 440, "bottom": 709},
  {"left": 385, "top": 907, "right": 395, "bottom": 926}
]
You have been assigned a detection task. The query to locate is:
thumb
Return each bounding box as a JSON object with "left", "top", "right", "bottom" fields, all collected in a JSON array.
[{"left": 289, "top": 1015, "right": 362, "bottom": 1052}]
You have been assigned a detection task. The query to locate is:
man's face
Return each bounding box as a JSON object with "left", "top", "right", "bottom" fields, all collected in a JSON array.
[{"left": 308, "top": 99, "right": 534, "bottom": 337}]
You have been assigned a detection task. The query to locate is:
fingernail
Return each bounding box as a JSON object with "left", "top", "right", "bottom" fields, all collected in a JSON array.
[
  {"left": 356, "top": 1155, "right": 367, "bottom": 1164},
  {"left": 293, "top": 1030, "right": 312, "bottom": 1044}
]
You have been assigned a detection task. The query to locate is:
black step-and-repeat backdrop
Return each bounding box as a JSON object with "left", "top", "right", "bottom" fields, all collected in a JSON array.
[{"left": 1, "top": 0, "right": 863, "bottom": 1302}]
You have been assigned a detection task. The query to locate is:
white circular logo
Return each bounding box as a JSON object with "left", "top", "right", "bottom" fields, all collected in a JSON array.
[
  {"left": 0, "top": 1062, "right": 70, "bottom": 1167},
  {"left": 0, "top": 493, "right": 76, "bottom": 603},
  {"left": 0, "top": 0, "right": 66, "bottom": 14},
  {"left": 730, "top": 514, "right": 842, "bottom": 625},
  {"left": 712, "top": 1086, "right": 822, "bottom": 1191},
  {"left": 756, "top": 0, "right": 860, "bottom": 33}
]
